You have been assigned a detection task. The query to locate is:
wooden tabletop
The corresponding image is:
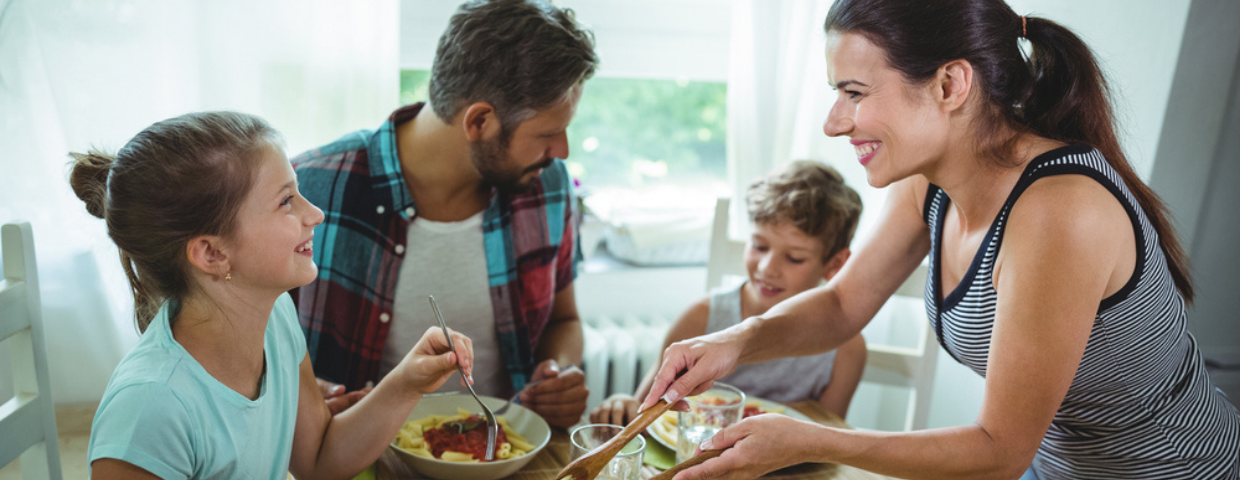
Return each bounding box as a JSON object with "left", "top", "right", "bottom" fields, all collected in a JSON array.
[{"left": 376, "top": 400, "right": 896, "bottom": 480}]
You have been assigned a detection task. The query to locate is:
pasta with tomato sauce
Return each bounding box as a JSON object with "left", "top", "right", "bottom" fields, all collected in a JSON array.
[{"left": 393, "top": 409, "right": 534, "bottom": 462}]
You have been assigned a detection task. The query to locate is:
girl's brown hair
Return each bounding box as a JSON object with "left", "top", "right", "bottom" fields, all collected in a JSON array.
[
  {"left": 748, "top": 161, "right": 863, "bottom": 262},
  {"left": 824, "top": 0, "right": 1193, "bottom": 301},
  {"left": 69, "top": 112, "right": 280, "bottom": 331}
]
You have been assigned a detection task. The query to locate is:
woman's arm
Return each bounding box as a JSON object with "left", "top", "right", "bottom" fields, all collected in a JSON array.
[
  {"left": 676, "top": 175, "right": 1134, "bottom": 480},
  {"left": 288, "top": 327, "right": 469, "bottom": 480},
  {"left": 644, "top": 176, "right": 932, "bottom": 409},
  {"left": 817, "top": 333, "right": 867, "bottom": 419}
]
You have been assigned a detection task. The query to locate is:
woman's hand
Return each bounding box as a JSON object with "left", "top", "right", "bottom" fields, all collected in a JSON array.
[
  {"left": 590, "top": 393, "right": 639, "bottom": 425},
  {"left": 673, "top": 414, "right": 826, "bottom": 480},
  {"left": 396, "top": 326, "right": 474, "bottom": 395},
  {"left": 639, "top": 329, "right": 746, "bottom": 411}
]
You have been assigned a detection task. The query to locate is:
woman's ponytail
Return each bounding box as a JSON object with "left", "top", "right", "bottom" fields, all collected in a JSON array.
[{"left": 1021, "top": 17, "right": 1195, "bottom": 302}]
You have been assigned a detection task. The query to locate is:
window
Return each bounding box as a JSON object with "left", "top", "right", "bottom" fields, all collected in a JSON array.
[{"left": 399, "top": 71, "right": 728, "bottom": 193}]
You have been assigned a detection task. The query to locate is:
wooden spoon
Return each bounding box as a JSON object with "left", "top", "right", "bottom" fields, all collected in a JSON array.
[
  {"left": 556, "top": 399, "right": 675, "bottom": 480},
  {"left": 649, "top": 449, "right": 724, "bottom": 480}
]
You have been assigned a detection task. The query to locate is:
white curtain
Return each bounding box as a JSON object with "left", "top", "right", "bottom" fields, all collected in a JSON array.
[
  {"left": 724, "top": 0, "right": 887, "bottom": 240},
  {"left": 0, "top": 0, "right": 398, "bottom": 404}
]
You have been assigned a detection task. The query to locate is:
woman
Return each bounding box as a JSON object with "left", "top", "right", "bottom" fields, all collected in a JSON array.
[{"left": 639, "top": 1, "right": 1240, "bottom": 479}]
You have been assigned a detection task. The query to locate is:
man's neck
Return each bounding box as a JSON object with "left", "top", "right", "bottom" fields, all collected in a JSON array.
[{"left": 396, "top": 105, "right": 491, "bottom": 222}]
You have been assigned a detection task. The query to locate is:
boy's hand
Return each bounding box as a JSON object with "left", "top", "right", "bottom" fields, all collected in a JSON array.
[
  {"left": 397, "top": 326, "right": 474, "bottom": 395},
  {"left": 590, "top": 393, "right": 639, "bottom": 426}
]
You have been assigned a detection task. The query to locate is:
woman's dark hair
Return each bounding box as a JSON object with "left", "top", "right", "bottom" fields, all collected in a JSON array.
[
  {"left": 429, "top": 0, "right": 598, "bottom": 139},
  {"left": 825, "top": 0, "right": 1193, "bottom": 301},
  {"left": 69, "top": 112, "right": 280, "bottom": 331}
]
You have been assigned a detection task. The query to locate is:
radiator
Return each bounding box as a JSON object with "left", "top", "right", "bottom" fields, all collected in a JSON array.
[{"left": 581, "top": 314, "right": 673, "bottom": 410}]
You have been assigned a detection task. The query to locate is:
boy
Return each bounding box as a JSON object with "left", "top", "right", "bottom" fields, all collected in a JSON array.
[{"left": 591, "top": 161, "right": 866, "bottom": 424}]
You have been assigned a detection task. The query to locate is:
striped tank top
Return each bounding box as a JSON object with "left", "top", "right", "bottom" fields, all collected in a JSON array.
[{"left": 923, "top": 144, "right": 1239, "bottom": 479}]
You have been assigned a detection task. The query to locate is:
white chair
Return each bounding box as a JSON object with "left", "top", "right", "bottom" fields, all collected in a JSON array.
[
  {"left": 705, "top": 197, "right": 937, "bottom": 431},
  {"left": 0, "top": 222, "right": 62, "bottom": 479}
]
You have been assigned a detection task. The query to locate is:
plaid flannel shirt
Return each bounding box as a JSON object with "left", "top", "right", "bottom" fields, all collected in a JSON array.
[{"left": 290, "top": 103, "right": 580, "bottom": 392}]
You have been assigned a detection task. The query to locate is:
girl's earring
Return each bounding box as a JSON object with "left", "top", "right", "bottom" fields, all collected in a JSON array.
[{"left": 225, "top": 272, "right": 232, "bottom": 281}]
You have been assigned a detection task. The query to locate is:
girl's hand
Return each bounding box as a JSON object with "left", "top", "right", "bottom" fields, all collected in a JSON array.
[
  {"left": 590, "top": 393, "right": 639, "bottom": 426},
  {"left": 673, "top": 414, "right": 824, "bottom": 480},
  {"left": 397, "top": 327, "right": 474, "bottom": 395},
  {"left": 640, "top": 330, "right": 745, "bottom": 411}
]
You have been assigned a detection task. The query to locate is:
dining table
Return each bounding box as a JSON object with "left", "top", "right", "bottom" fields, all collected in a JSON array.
[{"left": 375, "top": 400, "right": 900, "bottom": 480}]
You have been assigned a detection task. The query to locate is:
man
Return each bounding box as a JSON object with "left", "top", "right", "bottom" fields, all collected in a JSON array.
[{"left": 290, "top": 0, "right": 596, "bottom": 428}]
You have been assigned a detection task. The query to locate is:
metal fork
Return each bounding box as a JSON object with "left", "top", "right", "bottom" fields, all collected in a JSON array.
[{"left": 429, "top": 295, "right": 497, "bottom": 461}]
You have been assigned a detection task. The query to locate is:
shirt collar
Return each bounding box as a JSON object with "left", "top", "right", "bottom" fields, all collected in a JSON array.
[{"left": 368, "top": 103, "right": 425, "bottom": 220}]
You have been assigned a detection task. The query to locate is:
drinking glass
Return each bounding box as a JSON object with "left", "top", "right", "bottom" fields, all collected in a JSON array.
[
  {"left": 675, "top": 382, "right": 744, "bottom": 463},
  {"left": 569, "top": 424, "right": 646, "bottom": 480}
]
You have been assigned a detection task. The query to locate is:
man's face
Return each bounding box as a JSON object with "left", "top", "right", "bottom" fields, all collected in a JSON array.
[{"left": 471, "top": 85, "right": 582, "bottom": 194}]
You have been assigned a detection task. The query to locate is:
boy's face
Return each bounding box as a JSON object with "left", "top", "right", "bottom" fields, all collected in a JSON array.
[{"left": 744, "top": 220, "right": 832, "bottom": 310}]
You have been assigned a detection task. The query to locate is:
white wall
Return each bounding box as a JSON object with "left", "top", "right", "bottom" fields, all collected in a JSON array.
[
  {"left": 1006, "top": 0, "right": 1192, "bottom": 180},
  {"left": 1149, "top": 0, "right": 1240, "bottom": 394}
]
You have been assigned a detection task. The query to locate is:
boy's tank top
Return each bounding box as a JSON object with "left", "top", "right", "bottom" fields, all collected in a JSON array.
[{"left": 706, "top": 282, "right": 837, "bottom": 403}]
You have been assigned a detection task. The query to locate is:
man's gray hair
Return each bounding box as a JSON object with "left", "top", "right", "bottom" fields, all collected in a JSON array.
[{"left": 429, "top": 0, "right": 598, "bottom": 136}]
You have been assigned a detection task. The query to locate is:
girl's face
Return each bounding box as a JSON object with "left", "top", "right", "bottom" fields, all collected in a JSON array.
[
  {"left": 226, "top": 144, "right": 323, "bottom": 294},
  {"left": 743, "top": 220, "right": 830, "bottom": 311},
  {"left": 822, "top": 32, "right": 951, "bottom": 188}
]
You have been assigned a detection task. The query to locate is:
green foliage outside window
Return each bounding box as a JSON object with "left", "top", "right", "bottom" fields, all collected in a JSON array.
[{"left": 400, "top": 70, "right": 727, "bottom": 191}]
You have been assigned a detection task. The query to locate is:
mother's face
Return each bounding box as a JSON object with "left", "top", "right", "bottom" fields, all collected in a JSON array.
[{"left": 822, "top": 32, "right": 952, "bottom": 188}]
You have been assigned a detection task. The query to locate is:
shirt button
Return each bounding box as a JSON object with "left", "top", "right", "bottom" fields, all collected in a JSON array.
[
  {"left": 376, "top": 205, "right": 386, "bottom": 214},
  {"left": 394, "top": 245, "right": 405, "bottom": 255},
  {"left": 405, "top": 207, "right": 416, "bottom": 217},
  {"left": 379, "top": 312, "right": 391, "bottom": 323}
]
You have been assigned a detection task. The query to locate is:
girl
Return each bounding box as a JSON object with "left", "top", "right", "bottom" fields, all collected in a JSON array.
[
  {"left": 640, "top": 0, "right": 1239, "bottom": 479},
  {"left": 70, "top": 111, "right": 476, "bottom": 480}
]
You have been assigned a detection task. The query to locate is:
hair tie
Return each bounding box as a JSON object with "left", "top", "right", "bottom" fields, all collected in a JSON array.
[{"left": 1021, "top": 16, "right": 1027, "bottom": 38}]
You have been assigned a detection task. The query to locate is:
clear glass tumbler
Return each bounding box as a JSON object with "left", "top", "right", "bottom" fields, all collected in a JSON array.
[
  {"left": 569, "top": 424, "right": 646, "bottom": 480},
  {"left": 675, "top": 382, "right": 744, "bottom": 463}
]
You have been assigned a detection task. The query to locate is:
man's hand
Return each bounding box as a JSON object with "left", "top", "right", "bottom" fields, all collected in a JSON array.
[
  {"left": 316, "top": 378, "right": 372, "bottom": 415},
  {"left": 522, "top": 359, "right": 588, "bottom": 428}
]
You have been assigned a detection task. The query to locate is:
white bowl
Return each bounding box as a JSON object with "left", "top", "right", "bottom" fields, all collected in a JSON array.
[{"left": 388, "top": 393, "right": 551, "bottom": 480}]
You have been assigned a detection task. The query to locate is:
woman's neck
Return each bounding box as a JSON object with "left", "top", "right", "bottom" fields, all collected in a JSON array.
[
  {"left": 171, "top": 289, "right": 276, "bottom": 400},
  {"left": 925, "top": 132, "right": 1057, "bottom": 232}
]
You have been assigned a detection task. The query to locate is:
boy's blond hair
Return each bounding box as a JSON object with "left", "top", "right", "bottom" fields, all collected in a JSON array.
[{"left": 746, "top": 160, "right": 862, "bottom": 262}]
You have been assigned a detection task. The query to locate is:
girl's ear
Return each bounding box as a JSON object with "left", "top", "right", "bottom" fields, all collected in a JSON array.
[
  {"left": 822, "top": 248, "right": 851, "bottom": 281},
  {"left": 185, "top": 235, "right": 231, "bottom": 279}
]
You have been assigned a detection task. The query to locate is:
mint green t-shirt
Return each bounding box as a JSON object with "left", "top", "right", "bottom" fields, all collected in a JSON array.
[{"left": 88, "top": 293, "right": 306, "bottom": 480}]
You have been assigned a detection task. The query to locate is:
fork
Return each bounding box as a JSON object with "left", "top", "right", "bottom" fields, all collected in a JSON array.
[
  {"left": 429, "top": 295, "right": 497, "bottom": 461},
  {"left": 493, "top": 364, "right": 583, "bottom": 416}
]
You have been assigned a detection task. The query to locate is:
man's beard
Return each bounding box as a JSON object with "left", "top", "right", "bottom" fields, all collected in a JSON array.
[{"left": 470, "top": 135, "right": 552, "bottom": 195}]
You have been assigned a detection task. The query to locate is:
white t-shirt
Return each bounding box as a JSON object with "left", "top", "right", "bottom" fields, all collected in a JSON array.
[{"left": 380, "top": 211, "right": 510, "bottom": 397}]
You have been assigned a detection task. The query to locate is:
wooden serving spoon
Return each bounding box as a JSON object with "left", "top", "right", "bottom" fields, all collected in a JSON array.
[
  {"left": 649, "top": 449, "right": 725, "bottom": 480},
  {"left": 556, "top": 399, "right": 675, "bottom": 480}
]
